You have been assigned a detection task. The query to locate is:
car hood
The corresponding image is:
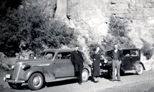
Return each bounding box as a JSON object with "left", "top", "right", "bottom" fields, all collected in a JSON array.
[{"left": 16, "top": 59, "right": 51, "bottom": 66}]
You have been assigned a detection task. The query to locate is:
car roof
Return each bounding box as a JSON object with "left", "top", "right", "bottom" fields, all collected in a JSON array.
[
  {"left": 106, "top": 48, "right": 140, "bottom": 52},
  {"left": 43, "top": 49, "right": 74, "bottom": 53},
  {"left": 120, "top": 48, "right": 140, "bottom": 51}
]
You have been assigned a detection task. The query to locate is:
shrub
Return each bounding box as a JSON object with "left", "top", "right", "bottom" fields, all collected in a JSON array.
[
  {"left": 141, "top": 39, "right": 153, "bottom": 60},
  {"left": 102, "top": 15, "right": 134, "bottom": 51},
  {"left": 0, "top": 1, "right": 75, "bottom": 57}
]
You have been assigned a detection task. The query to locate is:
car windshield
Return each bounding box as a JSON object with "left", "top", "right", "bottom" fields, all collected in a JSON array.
[
  {"left": 122, "top": 50, "right": 130, "bottom": 57},
  {"left": 122, "top": 49, "right": 139, "bottom": 57},
  {"left": 40, "top": 51, "right": 55, "bottom": 60},
  {"left": 131, "top": 50, "right": 139, "bottom": 56}
]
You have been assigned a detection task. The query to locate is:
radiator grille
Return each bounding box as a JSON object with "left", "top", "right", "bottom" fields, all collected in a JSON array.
[{"left": 12, "top": 62, "right": 22, "bottom": 80}]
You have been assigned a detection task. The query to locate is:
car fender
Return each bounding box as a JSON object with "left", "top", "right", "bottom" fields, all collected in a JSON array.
[
  {"left": 140, "top": 62, "right": 145, "bottom": 70},
  {"left": 83, "top": 63, "right": 91, "bottom": 76},
  {"left": 24, "top": 67, "right": 55, "bottom": 83},
  {"left": 132, "top": 61, "right": 145, "bottom": 70}
]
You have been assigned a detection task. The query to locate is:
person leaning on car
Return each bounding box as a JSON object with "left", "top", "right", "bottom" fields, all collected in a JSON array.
[
  {"left": 71, "top": 45, "right": 84, "bottom": 84},
  {"left": 111, "top": 44, "right": 121, "bottom": 81}
]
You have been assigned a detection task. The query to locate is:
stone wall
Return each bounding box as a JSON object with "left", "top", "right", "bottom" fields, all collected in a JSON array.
[
  {"left": 67, "top": 0, "right": 154, "bottom": 48},
  {"left": 24, "top": 0, "right": 154, "bottom": 49},
  {"left": 68, "top": 0, "right": 154, "bottom": 27}
]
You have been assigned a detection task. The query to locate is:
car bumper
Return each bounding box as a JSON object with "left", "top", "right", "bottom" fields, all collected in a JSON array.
[{"left": 4, "top": 77, "right": 25, "bottom": 83}]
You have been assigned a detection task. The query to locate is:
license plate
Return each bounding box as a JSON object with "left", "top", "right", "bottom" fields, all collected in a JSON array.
[{"left": 6, "top": 74, "right": 11, "bottom": 78}]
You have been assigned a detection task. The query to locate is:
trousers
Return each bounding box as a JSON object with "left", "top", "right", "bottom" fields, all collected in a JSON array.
[
  {"left": 112, "top": 60, "right": 121, "bottom": 80},
  {"left": 78, "top": 64, "right": 83, "bottom": 83}
]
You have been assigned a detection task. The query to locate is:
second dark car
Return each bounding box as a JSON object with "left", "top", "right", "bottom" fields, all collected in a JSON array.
[{"left": 101, "top": 48, "right": 145, "bottom": 77}]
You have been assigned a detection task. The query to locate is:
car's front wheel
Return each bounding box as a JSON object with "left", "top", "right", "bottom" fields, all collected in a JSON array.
[
  {"left": 82, "top": 69, "right": 89, "bottom": 82},
  {"left": 8, "top": 83, "right": 22, "bottom": 89},
  {"left": 28, "top": 73, "right": 44, "bottom": 90},
  {"left": 136, "top": 64, "right": 143, "bottom": 75}
]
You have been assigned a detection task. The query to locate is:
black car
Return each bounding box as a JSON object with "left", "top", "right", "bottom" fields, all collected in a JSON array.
[{"left": 100, "top": 48, "right": 145, "bottom": 77}]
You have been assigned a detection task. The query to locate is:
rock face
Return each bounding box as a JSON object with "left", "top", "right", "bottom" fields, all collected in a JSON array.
[
  {"left": 67, "top": 0, "right": 154, "bottom": 48},
  {"left": 23, "top": 0, "right": 154, "bottom": 69},
  {"left": 24, "top": 0, "right": 154, "bottom": 49},
  {"left": 67, "top": 0, "right": 154, "bottom": 69}
]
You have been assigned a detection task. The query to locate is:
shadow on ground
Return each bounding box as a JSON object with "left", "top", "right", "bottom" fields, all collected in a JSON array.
[
  {"left": 100, "top": 72, "right": 136, "bottom": 80},
  {"left": 46, "top": 79, "right": 78, "bottom": 87}
]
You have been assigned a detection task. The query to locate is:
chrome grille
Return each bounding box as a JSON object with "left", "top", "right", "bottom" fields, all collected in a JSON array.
[{"left": 12, "top": 62, "right": 22, "bottom": 80}]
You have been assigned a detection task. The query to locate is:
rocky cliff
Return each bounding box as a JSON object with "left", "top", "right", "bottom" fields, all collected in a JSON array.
[
  {"left": 67, "top": 0, "right": 154, "bottom": 48},
  {"left": 24, "top": 0, "right": 154, "bottom": 48},
  {"left": 23, "top": 0, "right": 154, "bottom": 69}
]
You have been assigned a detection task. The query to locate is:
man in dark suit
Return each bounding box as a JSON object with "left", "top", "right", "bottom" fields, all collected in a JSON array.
[
  {"left": 111, "top": 44, "right": 121, "bottom": 81},
  {"left": 71, "top": 46, "right": 84, "bottom": 84}
]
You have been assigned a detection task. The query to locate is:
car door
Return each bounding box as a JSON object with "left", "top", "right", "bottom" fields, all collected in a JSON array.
[
  {"left": 130, "top": 49, "right": 140, "bottom": 69},
  {"left": 53, "top": 52, "right": 75, "bottom": 78},
  {"left": 121, "top": 50, "right": 132, "bottom": 70}
]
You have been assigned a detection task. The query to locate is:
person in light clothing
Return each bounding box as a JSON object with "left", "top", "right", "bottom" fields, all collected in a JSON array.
[{"left": 111, "top": 44, "right": 121, "bottom": 81}]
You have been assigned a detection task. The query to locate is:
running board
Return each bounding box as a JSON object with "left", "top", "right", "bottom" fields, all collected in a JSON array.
[
  {"left": 50, "top": 77, "right": 77, "bottom": 82},
  {"left": 124, "top": 70, "right": 136, "bottom": 73}
]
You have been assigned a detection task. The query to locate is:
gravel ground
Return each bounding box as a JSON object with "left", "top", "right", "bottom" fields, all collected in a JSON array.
[
  {"left": 100, "top": 79, "right": 154, "bottom": 92},
  {"left": 1, "top": 70, "right": 154, "bottom": 92}
]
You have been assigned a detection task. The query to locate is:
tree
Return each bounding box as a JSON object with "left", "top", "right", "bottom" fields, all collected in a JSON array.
[
  {"left": 102, "top": 15, "right": 135, "bottom": 51},
  {"left": 0, "top": 0, "right": 74, "bottom": 57}
]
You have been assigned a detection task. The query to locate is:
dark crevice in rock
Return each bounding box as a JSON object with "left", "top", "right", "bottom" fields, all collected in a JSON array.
[
  {"left": 111, "top": 2, "right": 116, "bottom": 5},
  {"left": 53, "top": 3, "right": 57, "bottom": 18}
]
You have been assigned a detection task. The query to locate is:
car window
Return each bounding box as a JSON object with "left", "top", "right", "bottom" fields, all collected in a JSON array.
[
  {"left": 44, "top": 52, "right": 54, "bottom": 60},
  {"left": 56, "top": 52, "right": 71, "bottom": 59},
  {"left": 39, "top": 52, "right": 46, "bottom": 58},
  {"left": 131, "top": 50, "right": 139, "bottom": 56},
  {"left": 122, "top": 50, "right": 130, "bottom": 57},
  {"left": 105, "top": 50, "right": 112, "bottom": 58}
]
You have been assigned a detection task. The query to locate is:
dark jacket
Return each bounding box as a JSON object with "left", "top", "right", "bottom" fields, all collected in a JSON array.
[
  {"left": 71, "top": 50, "right": 84, "bottom": 71},
  {"left": 111, "top": 49, "right": 121, "bottom": 61}
]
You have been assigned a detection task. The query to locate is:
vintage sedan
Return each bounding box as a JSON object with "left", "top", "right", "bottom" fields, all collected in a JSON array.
[
  {"left": 4, "top": 49, "right": 91, "bottom": 90},
  {"left": 101, "top": 48, "right": 145, "bottom": 77}
]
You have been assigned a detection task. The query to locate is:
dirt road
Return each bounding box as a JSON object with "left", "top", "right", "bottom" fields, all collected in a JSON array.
[{"left": 1, "top": 71, "right": 154, "bottom": 92}]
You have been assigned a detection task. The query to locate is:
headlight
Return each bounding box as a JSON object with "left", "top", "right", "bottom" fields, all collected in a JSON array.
[
  {"left": 104, "top": 59, "right": 108, "bottom": 63},
  {"left": 22, "top": 64, "right": 31, "bottom": 70},
  {"left": 11, "top": 65, "right": 15, "bottom": 69}
]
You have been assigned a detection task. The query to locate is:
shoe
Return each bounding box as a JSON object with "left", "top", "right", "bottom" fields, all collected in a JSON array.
[
  {"left": 117, "top": 79, "right": 121, "bottom": 81},
  {"left": 93, "top": 80, "right": 98, "bottom": 83},
  {"left": 79, "top": 82, "right": 82, "bottom": 85},
  {"left": 110, "top": 79, "right": 116, "bottom": 81},
  {"left": 117, "top": 80, "right": 122, "bottom": 82}
]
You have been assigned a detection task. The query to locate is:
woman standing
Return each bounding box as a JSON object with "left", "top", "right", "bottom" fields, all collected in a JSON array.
[{"left": 91, "top": 46, "right": 100, "bottom": 83}]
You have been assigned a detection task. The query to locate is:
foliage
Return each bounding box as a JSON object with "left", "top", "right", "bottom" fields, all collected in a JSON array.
[
  {"left": 0, "top": 1, "right": 74, "bottom": 57},
  {"left": 141, "top": 39, "right": 153, "bottom": 60},
  {"left": 102, "top": 15, "right": 135, "bottom": 51}
]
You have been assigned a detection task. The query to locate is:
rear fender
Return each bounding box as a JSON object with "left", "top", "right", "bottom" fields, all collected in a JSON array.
[
  {"left": 133, "top": 61, "right": 145, "bottom": 70},
  {"left": 83, "top": 63, "right": 91, "bottom": 76},
  {"left": 140, "top": 62, "right": 145, "bottom": 70}
]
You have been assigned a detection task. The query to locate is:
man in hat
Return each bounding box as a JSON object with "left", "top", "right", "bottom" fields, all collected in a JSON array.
[{"left": 71, "top": 45, "right": 84, "bottom": 84}]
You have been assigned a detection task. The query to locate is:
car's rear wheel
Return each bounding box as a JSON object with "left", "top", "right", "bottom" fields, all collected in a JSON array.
[
  {"left": 8, "top": 83, "right": 21, "bottom": 89},
  {"left": 28, "top": 73, "right": 44, "bottom": 90},
  {"left": 136, "top": 64, "right": 143, "bottom": 75},
  {"left": 82, "top": 69, "right": 89, "bottom": 82}
]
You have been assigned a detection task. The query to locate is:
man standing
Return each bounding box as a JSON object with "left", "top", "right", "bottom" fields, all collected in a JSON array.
[
  {"left": 71, "top": 46, "right": 84, "bottom": 84},
  {"left": 111, "top": 44, "right": 121, "bottom": 81}
]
